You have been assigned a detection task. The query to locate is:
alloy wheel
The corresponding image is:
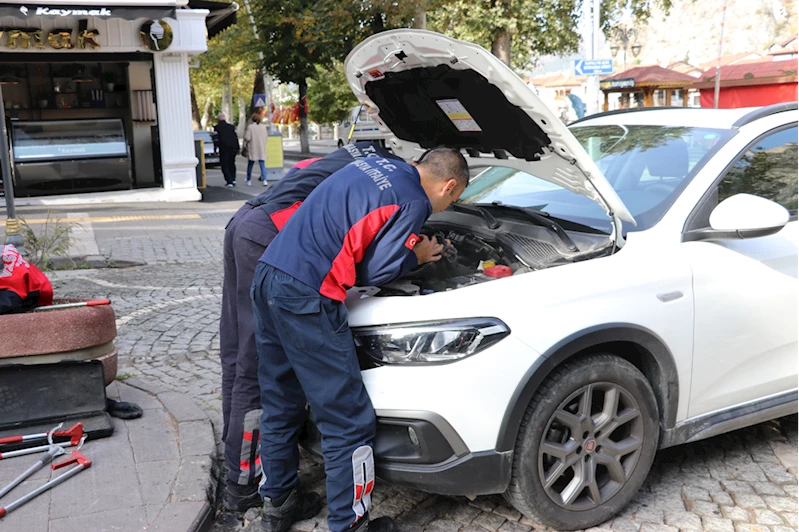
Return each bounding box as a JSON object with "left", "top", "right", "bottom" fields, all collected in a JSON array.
[{"left": 537, "top": 382, "right": 644, "bottom": 510}]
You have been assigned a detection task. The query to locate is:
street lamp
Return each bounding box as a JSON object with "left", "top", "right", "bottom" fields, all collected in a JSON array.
[
  {"left": 0, "top": 71, "right": 24, "bottom": 252},
  {"left": 611, "top": 26, "right": 641, "bottom": 71}
]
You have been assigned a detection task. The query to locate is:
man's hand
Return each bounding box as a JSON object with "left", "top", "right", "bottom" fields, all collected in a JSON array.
[{"left": 413, "top": 234, "right": 444, "bottom": 264}]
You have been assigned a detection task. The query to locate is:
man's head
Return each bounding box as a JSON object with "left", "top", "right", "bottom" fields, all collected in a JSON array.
[
  {"left": 217, "top": 113, "right": 226, "bottom": 123},
  {"left": 415, "top": 147, "right": 469, "bottom": 213}
]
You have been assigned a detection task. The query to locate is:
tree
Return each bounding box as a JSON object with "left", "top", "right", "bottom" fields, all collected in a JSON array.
[
  {"left": 190, "top": 24, "right": 258, "bottom": 127},
  {"left": 307, "top": 62, "right": 359, "bottom": 125},
  {"left": 428, "top": 0, "right": 674, "bottom": 70}
]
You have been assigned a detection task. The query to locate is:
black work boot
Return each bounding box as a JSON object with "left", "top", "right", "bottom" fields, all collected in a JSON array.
[
  {"left": 349, "top": 515, "right": 395, "bottom": 532},
  {"left": 261, "top": 487, "right": 323, "bottom": 532},
  {"left": 223, "top": 481, "right": 262, "bottom": 512}
]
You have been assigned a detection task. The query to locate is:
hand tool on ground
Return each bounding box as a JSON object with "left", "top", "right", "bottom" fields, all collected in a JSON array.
[
  {"left": 0, "top": 426, "right": 67, "bottom": 499},
  {"left": 33, "top": 299, "right": 110, "bottom": 312},
  {"left": 0, "top": 437, "right": 89, "bottom": 519},
  {"left": 0, "top": 422, "right": 84, "bottom": 448}
]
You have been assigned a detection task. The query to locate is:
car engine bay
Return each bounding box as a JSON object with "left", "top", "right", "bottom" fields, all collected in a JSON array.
[{"left": 362, "top": 209, "right": 615, "bottom": 296}]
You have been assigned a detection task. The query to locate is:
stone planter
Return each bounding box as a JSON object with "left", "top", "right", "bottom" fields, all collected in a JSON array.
[{"left": 0, "top": 299, "right": 118, "bottom": 386}]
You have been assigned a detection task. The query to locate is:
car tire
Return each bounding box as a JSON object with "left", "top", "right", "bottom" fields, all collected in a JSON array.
[
  {"left": 337, "top": 139, "right": 344, "bottom": 148},
  {"left": 505, "top": 354, "right": 658, "bottom": 530}
]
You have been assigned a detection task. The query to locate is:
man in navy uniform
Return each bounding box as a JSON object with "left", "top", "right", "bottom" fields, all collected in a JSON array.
[
  {"left": 252, "top": 148, "right": 469, "bottom": 532},
  {"left": 219, "top": 142, "right": 402, "bottom": 512}
]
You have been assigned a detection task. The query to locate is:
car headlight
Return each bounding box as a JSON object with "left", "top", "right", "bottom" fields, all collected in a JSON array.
[{"left": 352, "top": 318, "right": 510, "bottom": 365}]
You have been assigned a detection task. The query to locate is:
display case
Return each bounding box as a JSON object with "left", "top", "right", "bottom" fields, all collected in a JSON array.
[{"left": 10, "top": 119, "right": 131, "bottom": 196}]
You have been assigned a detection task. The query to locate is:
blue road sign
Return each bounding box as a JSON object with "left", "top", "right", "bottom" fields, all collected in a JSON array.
[
  {"left": 253, "top": 93, "right": 267, "bottom": 107},
  {"left": 573, "top": 59, "right": 614, "bottom": 76}
]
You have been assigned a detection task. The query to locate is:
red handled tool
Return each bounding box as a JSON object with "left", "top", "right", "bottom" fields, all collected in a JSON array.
[
  {"left": 0, "top": 422, "right": 83, "bottom": 448},
  {"left": 33, "top": 299, "right": 110, "bottom": 312},
  {"left": 0, "top": 440, "right": 91, "bottom": 519}
]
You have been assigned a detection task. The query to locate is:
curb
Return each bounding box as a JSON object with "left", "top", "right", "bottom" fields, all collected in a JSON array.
[{"left": 122, "top": 377, "right": 218, "bottom": 532}]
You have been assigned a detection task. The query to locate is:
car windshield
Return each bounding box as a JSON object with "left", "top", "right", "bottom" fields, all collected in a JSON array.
[{"left": 459, "top": 125, "right": 734, "bottom": 233}]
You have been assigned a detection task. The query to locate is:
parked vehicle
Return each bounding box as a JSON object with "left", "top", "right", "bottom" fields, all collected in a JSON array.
[
  {"left": 337, "top": 104, "right": 384, "bottom": 148},
  {"left": 193, "top": 130, "right": 219, "bottom": 167},
  {"left": 298, "top": 29, "right": 798, "bottom": 530}
]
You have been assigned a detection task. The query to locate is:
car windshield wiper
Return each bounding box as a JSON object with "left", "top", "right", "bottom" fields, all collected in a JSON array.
[
  {"left": 450, "top": 203, "right": 501, "bottom": 229},
  {"left": 473, "top": 202, "right": 580, "bottom": 252}
]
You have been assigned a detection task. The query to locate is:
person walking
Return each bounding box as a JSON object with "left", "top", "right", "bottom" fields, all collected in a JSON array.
[
  {"left": 244, "top": 114, "right": 268, "bottom": 186},
  {"left": 215, "top": 113, "right": 239, "bottom": 187},
  {"left": 219, "top": 142, "right": 401, "bottom": 513},
  {"left": 251, "top": 148, "right": 470, "bottom": 532}
]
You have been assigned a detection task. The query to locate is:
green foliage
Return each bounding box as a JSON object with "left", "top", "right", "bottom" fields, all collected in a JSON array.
[
  {"left": 429, "top": 0, "right": 580, "bottom": 69},
  {"left": 191, "top": 24, "right": 258, "bottom": 121},
  {"left": 20, "top": 211, "right": 77, "bottom": 271},
  {"left": 307, "top": 62, "right": 359, "bottom": 124}
]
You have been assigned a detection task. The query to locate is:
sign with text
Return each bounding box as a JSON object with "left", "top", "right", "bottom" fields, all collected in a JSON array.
[
  {"left": 574, "top": 59, "right": 614, "bottom": 76},
  {"left": 600, "top": 78, "right": 636, "bottom": 90}
]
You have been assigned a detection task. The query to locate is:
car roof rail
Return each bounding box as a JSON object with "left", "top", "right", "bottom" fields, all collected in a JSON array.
[
  {"left": 731, "top": 102, "right": 798, "bottom": 128},
  {"left": 569, "top": 106, "right": 676, "bottom": 126}
]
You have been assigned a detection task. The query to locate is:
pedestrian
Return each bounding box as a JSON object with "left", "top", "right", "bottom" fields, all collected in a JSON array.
[
  {"left": 219, "top": 142, "right": 402, "bottom": 513},
  {"left": 244, "top": 114, "right": 268, "bottom": 187},
  {"left": 251, "top": 147, "right": 470, "bottom": 532},
  {"left": 215, "top": 113, "right": 239, "bottom": 187}
]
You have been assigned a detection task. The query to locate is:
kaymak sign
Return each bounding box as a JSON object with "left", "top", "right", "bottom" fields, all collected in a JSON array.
[{"left": 0, "top": 4, "right": 176, "bottom": 21}]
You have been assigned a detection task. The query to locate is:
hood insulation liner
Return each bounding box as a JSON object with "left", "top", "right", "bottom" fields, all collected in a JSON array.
[{"left": 365, "top": 64, "right": 552, "bottom": 161}]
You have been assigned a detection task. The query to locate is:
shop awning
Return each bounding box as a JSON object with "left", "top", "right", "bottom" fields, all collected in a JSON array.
[
  {"left": 0, "top": 2, "right": 176, "bottom": 20},
  {"left": 186, "top": 0, "right": 236, "bottom": 38}
]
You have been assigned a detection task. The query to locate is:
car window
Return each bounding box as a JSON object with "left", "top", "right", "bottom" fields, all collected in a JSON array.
[
  {"left": 459, "top": 125, "right": 734, "bottom": 233},
  {"left": 718, "top": 126, "right": 798, "bottom": 216}
]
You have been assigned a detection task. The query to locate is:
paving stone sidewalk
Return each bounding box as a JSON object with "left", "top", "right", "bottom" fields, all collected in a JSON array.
[
  {"left": 0, "top": 380, "right": 217, "bottom": 532},
  {"left": 48, "top": 263, "right": 799, "bottom": 532}
]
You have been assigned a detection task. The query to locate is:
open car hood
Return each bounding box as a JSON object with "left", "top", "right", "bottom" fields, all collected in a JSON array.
[{"left": 344, "top": 30, "right": 636, "bottom": 245}]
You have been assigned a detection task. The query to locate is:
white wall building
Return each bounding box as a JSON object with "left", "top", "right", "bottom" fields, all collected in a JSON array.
[{"left": 0, "top": 0, "right": 235, "bottom": 204}]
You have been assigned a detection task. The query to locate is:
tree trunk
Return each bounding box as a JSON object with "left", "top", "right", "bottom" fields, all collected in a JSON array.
[
  {"left": 298, "top": 78, "right": 310, "bottom": 154},
  {"left": 414, "top": 1, "right": 426, "bottom": 29},
  {"left": 200, "top": 97, "right": 212, "bottom": 129},
  {"left": 190, "top": 83, "right": 201, "bottom": 130},
  {"left": 222, "top": 79, "right": 234, "bottom": 124},
  {"left": 492, "top": 30, "right": 511, "bottom": 66},
  {"left": 237, "top": 97, "right": 247, "bottom": 138},
  {"left": 372, "top": 12, "right": 385, "bottom": 33},
  {"left": 248, "top": 70, "right": 266, "bottom": 116}
]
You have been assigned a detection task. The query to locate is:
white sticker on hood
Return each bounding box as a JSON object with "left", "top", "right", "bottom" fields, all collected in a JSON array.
[{"left": 436, "top": 99, "right": 482, "bottom": 132}]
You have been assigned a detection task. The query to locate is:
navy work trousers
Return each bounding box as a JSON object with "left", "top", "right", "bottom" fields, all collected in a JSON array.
[
  {"left": 220, "top": 204, "right": 278, "bottom": 486},
  {"left": 252, "top": 263, "right": 376, "bottom": 532}
]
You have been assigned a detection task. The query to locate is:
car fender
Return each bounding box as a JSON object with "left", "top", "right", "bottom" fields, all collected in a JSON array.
[{"left": 495, "top": 323, "right": 679, "bottom": 452}]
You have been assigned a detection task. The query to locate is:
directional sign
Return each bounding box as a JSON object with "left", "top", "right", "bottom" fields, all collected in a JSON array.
[
  {"left": 253, "top": 93, "right": 266, "bottom": 108},
  {"left": 574, "top": 59, "right": 614, "bottom": 76}
]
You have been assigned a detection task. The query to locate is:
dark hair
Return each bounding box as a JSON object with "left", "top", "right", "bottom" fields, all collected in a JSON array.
[
  {"left": 251, "top": 114, "right": 260, "bottom": 123},
  {"left": 417, "top": 147, "right": 469, "bottom": 189}
]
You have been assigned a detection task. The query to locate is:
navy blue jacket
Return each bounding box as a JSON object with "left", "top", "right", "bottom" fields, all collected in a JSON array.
[
  {"left": 261, "top": 157, "right": 432, "bottom": 301},
  {"left": 214, "top": 121, "right": 239, "bottom": 149},
  {"left": 247, "top": 142, "right": 400, "bottom": 231}
]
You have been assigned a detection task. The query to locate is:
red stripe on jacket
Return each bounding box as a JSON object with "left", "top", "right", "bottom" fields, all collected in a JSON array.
[
  {"left": 269, "top": 201, "right": 302, "bottom": 231},
  {"left": 319, "top": 205, "right": 400, "bottom": 301}
]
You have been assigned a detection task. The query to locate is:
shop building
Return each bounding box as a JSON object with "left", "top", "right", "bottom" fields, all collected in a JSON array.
[{"left": 0, "top": 0, "right": 235, "bottom": 203}]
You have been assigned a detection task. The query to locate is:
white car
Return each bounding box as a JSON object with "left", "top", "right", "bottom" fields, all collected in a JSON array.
[{"left": 300, "top": 30, "right": 798, "bottom": 530}]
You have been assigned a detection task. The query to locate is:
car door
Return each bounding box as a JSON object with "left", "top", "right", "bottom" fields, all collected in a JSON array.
[{"left": 683, "top": 123, "right": 798, "bottom": 418}]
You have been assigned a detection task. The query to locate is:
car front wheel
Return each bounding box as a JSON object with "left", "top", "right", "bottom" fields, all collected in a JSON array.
[{"left": 505, "top": 354, "right": 659, "bottom": 530}]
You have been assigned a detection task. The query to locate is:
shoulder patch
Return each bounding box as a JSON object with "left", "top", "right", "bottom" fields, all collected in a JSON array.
[{"left": 405, "top": 233, "right": 420, "bottom": 250}]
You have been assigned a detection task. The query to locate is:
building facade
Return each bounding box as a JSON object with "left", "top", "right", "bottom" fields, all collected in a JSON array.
[{"left": 0, "top": 0, "right": 230, "bottom": 203}]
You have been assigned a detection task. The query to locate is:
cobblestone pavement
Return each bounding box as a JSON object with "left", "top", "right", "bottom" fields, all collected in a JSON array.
[{"left": 49, "top": 259, "right": 798, "bottom": 532}]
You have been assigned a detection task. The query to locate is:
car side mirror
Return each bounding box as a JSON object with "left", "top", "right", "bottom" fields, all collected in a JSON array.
[{"left": 684, "top": 193, "right": 789, "bottom": 242}]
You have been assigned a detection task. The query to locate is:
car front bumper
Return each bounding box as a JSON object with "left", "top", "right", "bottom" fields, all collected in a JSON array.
[{"left": 299, "top": 410, "right": 512, "bottom": 496}]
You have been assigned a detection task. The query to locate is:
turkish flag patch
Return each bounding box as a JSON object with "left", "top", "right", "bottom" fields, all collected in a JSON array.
[{"left": 405, "top": 233, "right": 420, "bottom": 250}]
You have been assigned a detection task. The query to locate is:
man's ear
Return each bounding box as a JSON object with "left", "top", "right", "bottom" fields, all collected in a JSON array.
[{"left": 445, "top": 178, "right": 458, "bottom": 195}]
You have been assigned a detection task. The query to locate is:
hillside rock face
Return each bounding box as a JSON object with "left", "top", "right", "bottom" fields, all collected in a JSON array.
[{"left": 629, "top": 0, "right": 796, "bottom": 68}]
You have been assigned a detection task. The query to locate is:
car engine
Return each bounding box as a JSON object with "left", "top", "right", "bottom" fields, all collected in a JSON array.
[{"left": 368, "top": 217, "right": 612, "bottom": 296}]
